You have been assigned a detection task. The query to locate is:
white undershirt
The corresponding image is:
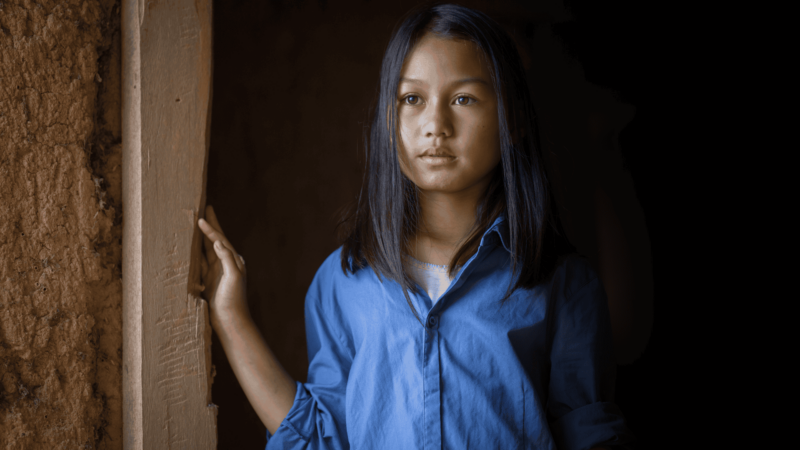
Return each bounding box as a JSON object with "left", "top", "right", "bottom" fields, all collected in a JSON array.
[{"left": 403, "top": 255, "right": 462, "bottom": 305}]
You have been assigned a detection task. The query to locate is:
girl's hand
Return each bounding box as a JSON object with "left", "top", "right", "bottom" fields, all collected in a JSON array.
[
  {"left": 198, "top": 205, "right": 249, "bottom": 327},
  {"left": 197, "top": 206, "right": 297, "bottom": 433}
]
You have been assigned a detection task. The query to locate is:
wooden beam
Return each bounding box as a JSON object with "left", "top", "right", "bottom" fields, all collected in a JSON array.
[{"left": 122, "top": 1, "right": 216, "bottom": 449}]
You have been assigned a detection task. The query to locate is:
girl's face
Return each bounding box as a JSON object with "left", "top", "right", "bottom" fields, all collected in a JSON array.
[{"left": 396, "top": 33, "right": 501, "bottom": 195}]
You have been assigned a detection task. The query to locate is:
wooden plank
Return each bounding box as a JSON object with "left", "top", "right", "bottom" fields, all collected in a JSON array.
[{"left": 122, "top": 0, "right": 216, "bottom": 449}]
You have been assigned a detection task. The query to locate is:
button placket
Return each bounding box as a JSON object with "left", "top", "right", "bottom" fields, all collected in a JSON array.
[{"left": 422, "top": 313, "right": 442, "bottom": 450}]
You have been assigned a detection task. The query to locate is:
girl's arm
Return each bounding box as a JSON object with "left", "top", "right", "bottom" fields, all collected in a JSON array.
[
  {"left": 198, "top": 206, "right": 296, "bottom": 435},
  {"left": 211, "top": 298, "right": 297, "bottom": 436},
  {"left": 547, "top": 259, "right": 636, "bottom": 450}
]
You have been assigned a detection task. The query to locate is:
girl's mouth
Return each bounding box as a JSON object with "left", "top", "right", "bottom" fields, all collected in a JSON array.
[{"left": 419, "top": 155, "right": 456, "bottom": 166}]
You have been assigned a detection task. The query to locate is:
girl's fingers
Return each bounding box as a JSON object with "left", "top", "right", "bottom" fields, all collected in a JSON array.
[
  {"left": 213, "top": 240, "right": 240, "bottom": 278},
  {"left": 200, "top": 219, "right": 215, "bottom": 253},
  {"left": 199, "top": 217, "right": 235, "bottom": 255},
  {"left": 200, "top": 206, "right": 237, "bottom": 250},
  {"left": 235, "top": 253, "right": 246, "bottom": 275},
  {"left": 205, "top": 209, "right": 242, "bottom": 266},
  {"left": 199, "top": 219, "right": 220, "bottom": 265},
  {"left": 205, "top": 205, "right": 226, "bottom": 238},
  {"left": 199, "top": 205, "right": 243, "bottom": 274}
]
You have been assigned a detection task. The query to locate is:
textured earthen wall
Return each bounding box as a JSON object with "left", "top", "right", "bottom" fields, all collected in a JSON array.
[{"left": 0, "top": 0, "right": 122, "bottom": 448}]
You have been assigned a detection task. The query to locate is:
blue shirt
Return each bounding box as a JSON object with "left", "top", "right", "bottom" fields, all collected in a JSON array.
[{"left": 266, "top": 213, "right": 634, "bottom": 449}]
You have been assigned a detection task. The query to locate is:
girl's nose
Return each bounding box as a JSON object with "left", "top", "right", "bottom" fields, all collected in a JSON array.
[{"left": 422, "top": 101, "right": 453, "bottom": 138}]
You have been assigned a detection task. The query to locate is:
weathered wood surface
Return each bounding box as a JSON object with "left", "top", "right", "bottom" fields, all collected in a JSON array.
[{"left": 122, "top": 0, "right": 216, "bottom": 448}]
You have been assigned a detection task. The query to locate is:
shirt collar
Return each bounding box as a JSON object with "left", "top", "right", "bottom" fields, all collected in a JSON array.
[{"left": 479, "top": 211, "right": 511, "bottom": 253}]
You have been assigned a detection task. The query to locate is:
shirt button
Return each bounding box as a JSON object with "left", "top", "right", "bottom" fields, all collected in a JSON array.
[{"left": 428, "top": 315, "right": 438, "bottom": 327}]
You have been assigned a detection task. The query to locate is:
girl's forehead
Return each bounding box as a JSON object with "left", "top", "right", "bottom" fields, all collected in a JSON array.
[{"left": 400, "top": 34, "right": 492, "bottom": 82}]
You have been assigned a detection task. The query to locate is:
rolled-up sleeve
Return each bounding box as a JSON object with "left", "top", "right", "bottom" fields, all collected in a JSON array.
[
  {"left": 265, "top": 290, "right": 352, "bottom": 449},
  {"left": 547, "top": 275, "right": 635, "bottom": 450}
]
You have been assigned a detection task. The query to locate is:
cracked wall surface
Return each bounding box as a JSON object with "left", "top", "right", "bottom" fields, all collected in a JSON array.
[{"left": 0, "top": 0, "right": 122, "bottom": 449}]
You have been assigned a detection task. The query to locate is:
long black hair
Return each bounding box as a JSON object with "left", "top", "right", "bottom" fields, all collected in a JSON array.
[{"left": 337, "top": 3, "right": 574, "bottom": 327}]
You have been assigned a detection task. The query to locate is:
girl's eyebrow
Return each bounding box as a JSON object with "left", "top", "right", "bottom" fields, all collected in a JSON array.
[{"left": 398, "top": 76, "right": 491, "bottom": 87}]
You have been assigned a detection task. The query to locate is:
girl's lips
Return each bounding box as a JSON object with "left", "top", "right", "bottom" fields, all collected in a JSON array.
[
  {"left": 420, "top": 147, "right": 453, "bottom": 157},
  {"left": 419, "top": 155, "right": 456, "bottom": 166}
]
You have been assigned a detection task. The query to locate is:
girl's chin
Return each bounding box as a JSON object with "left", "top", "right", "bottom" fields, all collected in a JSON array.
[
  {"left": 413, "top": 180, "right": 464, "bottom": 194},
  {"left": 404, "top": 170, "right": 480, "bottom": 194},
  {"left": 410, "top": 172, "right": 494, "bottom": 196}
]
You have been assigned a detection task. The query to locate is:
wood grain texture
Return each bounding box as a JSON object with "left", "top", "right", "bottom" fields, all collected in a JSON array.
[{"left": 122, "top": 0, "right": 216, "bottom": 448}]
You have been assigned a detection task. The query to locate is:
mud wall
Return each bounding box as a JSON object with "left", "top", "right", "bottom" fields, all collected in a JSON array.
[{"left": 0, "top": 1, "right": 122, "bottom": 449}]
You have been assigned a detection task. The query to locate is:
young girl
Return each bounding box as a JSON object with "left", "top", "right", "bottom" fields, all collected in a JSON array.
[{"left": 198, "top": 4, "right": 634, "bottom": 449}]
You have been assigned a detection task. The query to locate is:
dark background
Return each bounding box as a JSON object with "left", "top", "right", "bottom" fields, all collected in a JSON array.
[{"left": 207, "top": 0, "right": 703, "bottom": 448}]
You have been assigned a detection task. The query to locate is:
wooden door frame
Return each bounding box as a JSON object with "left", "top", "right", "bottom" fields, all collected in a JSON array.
[{"left": 121, "top": 1, "right": 216, "bottom": 448}]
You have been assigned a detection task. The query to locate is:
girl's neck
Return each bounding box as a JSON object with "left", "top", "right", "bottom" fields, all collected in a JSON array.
[{"left": 409, "top": 190, "right": 480, "bottom": 266}]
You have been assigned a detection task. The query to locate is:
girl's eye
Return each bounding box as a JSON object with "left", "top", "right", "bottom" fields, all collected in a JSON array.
[
  {"left": 404, "top": 95, "right": 420, "bottom": 105},
  {"left": 455, "top": 96, "right": 475, "bottom": 106}
]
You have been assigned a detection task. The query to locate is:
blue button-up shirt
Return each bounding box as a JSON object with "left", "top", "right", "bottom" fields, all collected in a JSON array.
[{"left": 266, "top": 214, "right": 634, "bottom": 449}]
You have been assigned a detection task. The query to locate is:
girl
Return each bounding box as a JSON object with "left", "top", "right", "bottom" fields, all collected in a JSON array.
[{"left": 198, "top": 3, "right": 634, "bottom": 449}]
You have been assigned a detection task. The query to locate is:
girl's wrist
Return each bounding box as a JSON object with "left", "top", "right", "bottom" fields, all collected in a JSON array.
[{"left": 210, "top": 303, "right": 253, "bottom": 335}]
